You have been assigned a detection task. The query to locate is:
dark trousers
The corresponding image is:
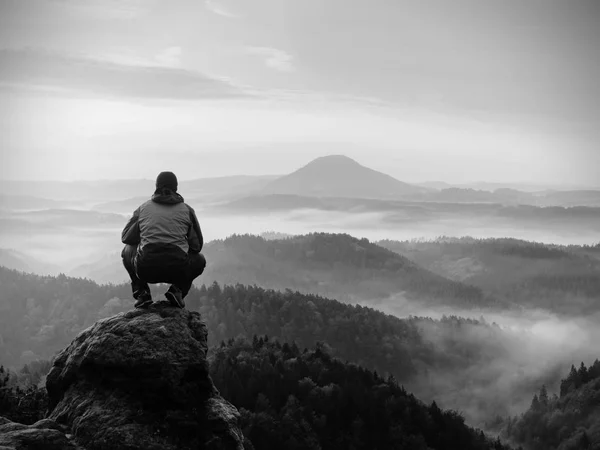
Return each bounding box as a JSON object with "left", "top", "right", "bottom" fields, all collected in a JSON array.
[{"left": 122, "top": 244, "right": 206, "bottom": 299}]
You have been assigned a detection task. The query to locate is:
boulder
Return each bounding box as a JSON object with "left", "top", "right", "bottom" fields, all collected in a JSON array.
[
  {"left": 0, "top": 417, "right": 79, "bottom": 450},
  {"left": 45, "top": 302, "right": 244, "bottom": 450}
]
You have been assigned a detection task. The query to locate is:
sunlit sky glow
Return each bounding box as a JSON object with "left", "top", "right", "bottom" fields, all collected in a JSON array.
[{"left": 0, "top": 0, "right": 598, "bottom": 185}]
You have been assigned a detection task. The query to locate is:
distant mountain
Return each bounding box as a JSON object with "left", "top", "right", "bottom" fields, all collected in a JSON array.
[
  {"left": 89, "top": 176, "right": 280, "bottom": 214},
  {"left": 184, "top": 175, "right": 279, "bottom": 196},
  {"left": 377, "top": 237, "right": 600, "bottom": 316},
  {"left": 0, "top": 180, "right": 154, "bottom": 202},
  {"left": 0, "top": 195, "right": 69, "bottom": 211},
  {"left": 540, "top": 189, "right": 600, "bottom": 207},
  {"left": 0, "top": 176, "right": 279, "bottom": 206},
  {"left": 68, "top": 251, "right": 128, "bottom": 284},
  {"left": 213, "top": 194, "right": 388, "bottom": 212},
  {"left": 401, "top": 187, "right": 600, "bottom": 207},
  {"left": 0, "top": 248, "right": 61, "bottom": 275},
  {"left": 450, "top": 182, "right": 599, "bottom": 193},
  {"left": 262, "top": 155, "right": 426, "bottom": 199},
  {"left": 426, "top": 188, "right": 534, "bottom": 205},
  {"left": 9, "top": 209, "right": 126, "bottom": 227},
  {"left": 92, "top": 196, "right": 150, "bottom": 214},
  {"left": 212, "top": 194, "right": 600, "bottom": 239},
  {"left": 199, "top": 233, "right": 501, "bottom": 310},
  {"left": 415, "top": 181, "right": 455, "bottom": 190},
  {"left": 0, "top": 249, "right": 35, "bottom": 273}
]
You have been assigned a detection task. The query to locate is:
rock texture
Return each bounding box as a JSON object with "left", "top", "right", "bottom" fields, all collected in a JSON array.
[
  {"left": 45, "top": 302, "right": 244, "bottom": 450},
  {"left": 0, "top": 416, "right": 80, "bottom": 449}
]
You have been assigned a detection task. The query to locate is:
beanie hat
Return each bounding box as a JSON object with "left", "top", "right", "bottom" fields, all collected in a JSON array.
[{"left": 156, "top": 171, "right": 178, "bottom": 191}]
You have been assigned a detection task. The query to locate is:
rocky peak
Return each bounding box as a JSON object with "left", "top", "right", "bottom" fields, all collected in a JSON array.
[{"left": 40, "top": 302, "right": 244, "bottom": 450}]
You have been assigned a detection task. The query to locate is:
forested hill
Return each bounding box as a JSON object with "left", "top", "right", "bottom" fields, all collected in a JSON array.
[
  {"left": 500, "top": 360, "right": 600, "bottom": 450},
  {"left": 209, "top": 337, "right": 513, "bottom": 450},
  {"left": 378, "top": 237, "right": 600, "bottom": 315},
  {"left": 0, "top": 268, "right": 548, "bottom": 426},
  {"left": 0, "top": 266, "right": 499, "bottom": 384},
  {"left": 0, "top": 267, "right": 131, "bottom": 367},
  {"left": 201, "top": 233, "right": 503, "bottom": 310},
  {"left": 194, "top": 283, "right": 559, "bottom": 425}
]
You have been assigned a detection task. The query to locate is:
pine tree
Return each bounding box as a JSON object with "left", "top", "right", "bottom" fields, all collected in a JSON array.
[
  {"left": 530, "top": 394, "right": 540, "bottom": 411},
  {"left": 578, "top": 362, "right": 589, "bottom": 385},
  {"left": 538, "top": 385, "right": 549, "bottom": 406}
]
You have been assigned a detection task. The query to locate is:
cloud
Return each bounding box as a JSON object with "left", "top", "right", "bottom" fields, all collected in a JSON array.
[
  {"left": 204, "top": 0, "right": 238, "bottom": 18},
  {"left": 0, "top": 48, "right": 248, "bottom": 100},
  {"left": 155, "top": 46, "right": 182, "bottom": 68},
  {"left": 47, "top": 0, "right": 151, "bottom": 20},
  {"left": 247, "top": 47, "right": 295, "bottom": 73}
]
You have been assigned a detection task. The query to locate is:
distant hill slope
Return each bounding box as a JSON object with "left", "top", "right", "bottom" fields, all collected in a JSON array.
[
  {"left": 92, "top": 196, "right": 150, "bottom": 214},
  {"left": 0, "top": 249, "right": 33, "bottom": 273},
  {"left": 408, "top": 188, "right": 600, "bottom": 207},
  {"left": 5, "top": 209, "right": 126, "bottom": 227},
  {"left": 500, "top": 359, "right": 600, "bottom": 450},
  {"left": 68, "top": 251, "right": 127, "bottom": 284},
  {"left": 0, "top": 249, "right": 61, "bottom": 275},
  {"left": 262, "top": 155, "right": 425, "bottom": 199},
  {"left": 212, "top": 193, "right": 600, "bottom": 230},
  {"left": 0, "top": 194, "right": 68, "bottom": 211},
  {"left": 201, "top": 233, "right": 500, "bottom": 310},
  {"left": 377, "top": 237, "right": 600, "bottom": 315},
  {"left": 0, "top": 175, "right": 279, "bottom": 205}
]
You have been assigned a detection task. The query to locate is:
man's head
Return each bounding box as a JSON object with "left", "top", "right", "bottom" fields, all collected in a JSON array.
[{"left": 156, "top": 171, "right": 178, "bottom": 192}]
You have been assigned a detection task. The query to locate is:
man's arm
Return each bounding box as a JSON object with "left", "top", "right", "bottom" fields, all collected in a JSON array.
[
  {"left": 122, "top": 208, "right": 141, "bottom": 245},
  {"left": 187, "top": 205, "right": 203, "bottom": 253}
]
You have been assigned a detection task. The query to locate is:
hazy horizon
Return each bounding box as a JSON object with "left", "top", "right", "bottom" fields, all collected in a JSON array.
[
  {"left": 1, "top": 0, "right": 599, "bottom": 185},
  {"left": 0, "top": 154, "right": 599, "bottom": 190}
]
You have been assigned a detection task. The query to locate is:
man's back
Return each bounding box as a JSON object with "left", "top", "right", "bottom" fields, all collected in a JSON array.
[
  {"left": 138, "top": 199, "right": 190, "bottom": 253},
  {"left": 121, "top": 171, "right": 206, "bottom": 309}
]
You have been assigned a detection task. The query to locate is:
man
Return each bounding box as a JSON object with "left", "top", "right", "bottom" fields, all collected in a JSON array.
[{"left": 121, "top": 171, "right": 206, "bottom": 309}]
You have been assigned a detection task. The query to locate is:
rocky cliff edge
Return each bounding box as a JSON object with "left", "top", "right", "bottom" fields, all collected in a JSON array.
[{"left": 2, "top": 303, "right": 245, "bottom": 450}]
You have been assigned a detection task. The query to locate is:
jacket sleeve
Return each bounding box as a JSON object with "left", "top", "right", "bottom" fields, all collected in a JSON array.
[
  {"left": 121, "top": 207, "right": 141, "bottom": 245},
  {"left": 187, "top": 205, "right": 203, "bottom": 253}
]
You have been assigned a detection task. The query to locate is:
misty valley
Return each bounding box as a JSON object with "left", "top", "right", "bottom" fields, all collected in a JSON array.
[
  {"left": 1, "top": 156, "right": 599, "bottom": 450},
  {"left": 2, "top": 0, "right": 599, "bottom": 446}
]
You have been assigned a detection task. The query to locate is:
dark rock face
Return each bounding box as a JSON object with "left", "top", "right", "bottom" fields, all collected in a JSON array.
[
  {"left": 0, "top": 417, "right": 79, "bottom": 450},
  {"left": 45, "top": 302, "right": 244, "bottom": 450}
]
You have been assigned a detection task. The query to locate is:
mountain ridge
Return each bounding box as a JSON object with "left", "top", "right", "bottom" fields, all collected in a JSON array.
[{"left": 262, "top": 155, "right": 426, "bottom": 199}]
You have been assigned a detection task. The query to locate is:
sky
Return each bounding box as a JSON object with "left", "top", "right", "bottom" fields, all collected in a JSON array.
[{"left": 0, "top": 0, "right": 599, "bottom": 186}]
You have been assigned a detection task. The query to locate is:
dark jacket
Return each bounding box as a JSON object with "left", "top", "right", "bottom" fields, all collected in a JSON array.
[{"left": 121, "top": 189, "right": 203, "bottom": 264}]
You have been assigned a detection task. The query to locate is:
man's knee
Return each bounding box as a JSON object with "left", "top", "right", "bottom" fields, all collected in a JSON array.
[
  {"left": 189, "top": 252, "right": 206, "bottom": 276},
  {"left": 121, "top": 244, "right": 137, "bottom": 269}
]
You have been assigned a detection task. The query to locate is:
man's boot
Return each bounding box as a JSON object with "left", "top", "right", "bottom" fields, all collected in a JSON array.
[
  {"left": 165, "top": 285, "right": 185, "bottom": 309},
  {"left": 134, "top": 290, "right": 153, "bottom": 309}
]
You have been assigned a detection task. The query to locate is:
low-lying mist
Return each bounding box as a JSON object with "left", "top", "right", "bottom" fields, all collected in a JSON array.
[
  {"left": 2, "top": 203, "right": 599, "bottom": 271},
  {"left": 369, "top": 295, "right": 600, "bottom": 427}
]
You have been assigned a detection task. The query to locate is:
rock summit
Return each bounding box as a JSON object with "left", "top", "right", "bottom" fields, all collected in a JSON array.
[{"left": 42, "top": 302, "right": 244, "bottom": 450}]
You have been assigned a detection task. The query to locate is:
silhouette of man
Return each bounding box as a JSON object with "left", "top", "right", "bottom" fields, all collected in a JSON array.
[{"left": 121, "top": 171, "right": 206, "bottom": 309}]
